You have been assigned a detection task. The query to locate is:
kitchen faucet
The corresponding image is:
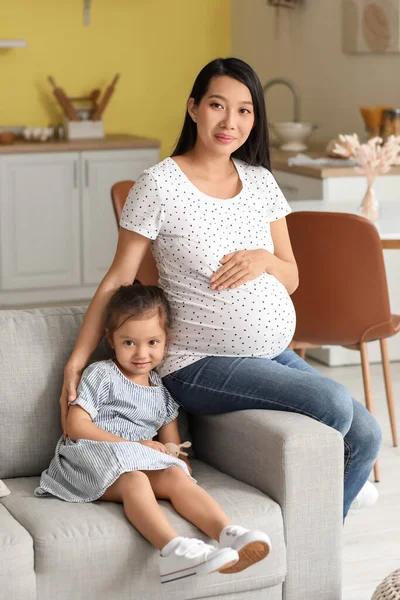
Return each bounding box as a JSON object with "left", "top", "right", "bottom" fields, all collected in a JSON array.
[{"left": 262, "top": 77, "right": 301, "bottom": 123}]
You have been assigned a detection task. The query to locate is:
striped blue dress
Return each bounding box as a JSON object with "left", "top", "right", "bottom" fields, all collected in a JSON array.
[{"left": 35, "top": 360, "right": 193, "bottom": 503}]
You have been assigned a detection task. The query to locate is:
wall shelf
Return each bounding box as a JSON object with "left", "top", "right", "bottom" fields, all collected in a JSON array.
[{"left": 0, "top": 40, "right": 27, "bottom": 48}]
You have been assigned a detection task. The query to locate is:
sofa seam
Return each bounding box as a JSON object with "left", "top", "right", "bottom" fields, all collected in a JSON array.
[{"left": 0, "top": 501, "right": 35, "bottom": 546}]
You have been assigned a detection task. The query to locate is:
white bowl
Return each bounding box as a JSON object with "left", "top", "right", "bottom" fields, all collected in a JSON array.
[{"left": 271, "top": 121, "right": 317, "bottom": 152}]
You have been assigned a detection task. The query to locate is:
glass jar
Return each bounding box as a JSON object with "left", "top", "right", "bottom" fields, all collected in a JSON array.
[{"left": 382, "top": 109, "right": 400, "bottom": 139}]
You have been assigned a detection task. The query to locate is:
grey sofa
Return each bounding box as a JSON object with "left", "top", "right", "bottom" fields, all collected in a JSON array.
[{"left": 0, "top": 306, "right": 343, "bottom": 600}]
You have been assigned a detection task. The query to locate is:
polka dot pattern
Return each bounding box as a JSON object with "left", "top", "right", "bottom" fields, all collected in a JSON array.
[{"left": 120, "top": 157, "right": 296, "bottom": 377}]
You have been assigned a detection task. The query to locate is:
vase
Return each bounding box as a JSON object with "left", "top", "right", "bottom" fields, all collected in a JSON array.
[{"left": 359, "top": 180, "right": 379, "bottom": 222}]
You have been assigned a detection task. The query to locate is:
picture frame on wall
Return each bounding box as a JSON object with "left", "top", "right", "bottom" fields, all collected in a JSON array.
[{"left": 343, "top": 0, "right": 400, "bottom": 53}]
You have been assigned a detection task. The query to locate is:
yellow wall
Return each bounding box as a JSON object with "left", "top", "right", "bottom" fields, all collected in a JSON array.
[{"left": 1, "top": 0, "right": 231, "bottom": 157}]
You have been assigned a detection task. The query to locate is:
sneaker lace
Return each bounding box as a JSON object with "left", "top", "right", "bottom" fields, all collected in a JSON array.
[{"left": 175, "top": 538, "right": 216, "bottom": 559}]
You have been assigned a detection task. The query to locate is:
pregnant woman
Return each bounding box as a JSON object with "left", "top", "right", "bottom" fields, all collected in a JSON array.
[{"left": 60, "top": 57, "right": 381, "bottom": 519}]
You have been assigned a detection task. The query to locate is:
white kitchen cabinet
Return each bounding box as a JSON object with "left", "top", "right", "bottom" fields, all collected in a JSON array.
[
  {"left": 0, "top": 152, "right": 80, "bottom": 292},
  {"left": 81, "top": 149, "right": 157, "bottom": 285},
  {"left": 0, "top": 145, "right": 159, "bottom": 307},
  {"left": 273, "top": 170, "right": 324, "bottom": 201}
]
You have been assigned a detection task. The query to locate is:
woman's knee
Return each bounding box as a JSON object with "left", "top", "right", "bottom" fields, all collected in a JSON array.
[
  {"left": 368, "top": 415, "right": 383, "bottom": 457},
  {"left": 319, "top": 379, "right": 354, "bottom": 434},
  {"left": 350, "top": 403, "right": 382, "bottom": 459}
]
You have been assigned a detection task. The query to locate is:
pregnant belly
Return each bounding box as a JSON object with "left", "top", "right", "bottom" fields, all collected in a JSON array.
[{"left": 168, "top": 273, "right": 296, "bottom": 359}]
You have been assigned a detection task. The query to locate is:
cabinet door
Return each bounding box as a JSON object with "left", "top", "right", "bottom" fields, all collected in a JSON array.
[
  {"left": 0, "top": 153, "right": 80, "bottom": 290},
  {"left": 81, "top": 148, "right": 159, "bottom": 285},
  {"left": 274, "top": 170, "right": 324, "bottom": 201}
]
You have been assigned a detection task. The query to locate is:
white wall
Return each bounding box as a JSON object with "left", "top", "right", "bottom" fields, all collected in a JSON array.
[{"left": 231, "top": 0, "right": 400, "bottom": 146}]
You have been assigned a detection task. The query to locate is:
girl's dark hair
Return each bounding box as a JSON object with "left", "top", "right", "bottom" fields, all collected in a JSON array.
[
  {"left": 105, "top": 281, "right": 171, "bottom": 337},
  {"left": 172, "top": 57, "right": 271, "bottom": 170}
]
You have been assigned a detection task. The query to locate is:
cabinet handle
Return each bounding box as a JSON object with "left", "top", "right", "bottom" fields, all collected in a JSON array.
[
  {"left": 85, "top": 160, "right": 89, "bottom": 187},
  {"left": 73, "top": 161, "right": 78, "bottom": 188}
]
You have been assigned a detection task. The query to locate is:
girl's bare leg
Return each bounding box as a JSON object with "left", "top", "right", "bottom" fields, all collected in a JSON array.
[
  {"left": 146, "top": 466, "right": 232, "bottom": 541},
  {"left": 100, "top": 471, "right": 178, "bottom": 550}
]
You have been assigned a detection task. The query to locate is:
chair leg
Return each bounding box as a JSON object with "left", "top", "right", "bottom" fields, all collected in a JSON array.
[
  {"left": 360, "top": 343, "right": 380, "bottom": 483},
  {"left": 380, "top": 338, "right": 398, "bottom": 447}
]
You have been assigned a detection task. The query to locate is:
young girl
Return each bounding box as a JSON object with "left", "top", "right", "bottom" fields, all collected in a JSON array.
[{"left": 36, "top": 282, "right": 271, "bottom": 583}]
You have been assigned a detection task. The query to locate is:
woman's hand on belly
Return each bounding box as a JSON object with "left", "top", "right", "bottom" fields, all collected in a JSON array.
[{"left": 210, "top": 249, "right": 271, "bottom": 291}]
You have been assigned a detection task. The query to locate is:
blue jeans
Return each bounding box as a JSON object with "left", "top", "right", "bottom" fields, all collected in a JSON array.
[{"left": 163, "top": 349, "right": 382, "bottom": 518}]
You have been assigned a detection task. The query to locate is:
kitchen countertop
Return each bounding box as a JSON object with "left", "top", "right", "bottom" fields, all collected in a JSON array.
[
  {"left": 3, "top": 136, "right": 398, "bottom": 180},
  {"left": 0, "top": 134, "right": 160, "bottom": 155},
  {"left": 270, "top": 148, "right": 400, "bottom": 179}
]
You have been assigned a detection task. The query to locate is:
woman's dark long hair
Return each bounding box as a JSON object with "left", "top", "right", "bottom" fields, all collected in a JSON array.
[{"left": 172, "top": 57, "right": 271, "bottom": 170}]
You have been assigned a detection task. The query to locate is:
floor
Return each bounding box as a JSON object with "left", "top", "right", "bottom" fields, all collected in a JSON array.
[{"left": 309, "top": 358, "right": 400, "bottom": 600}]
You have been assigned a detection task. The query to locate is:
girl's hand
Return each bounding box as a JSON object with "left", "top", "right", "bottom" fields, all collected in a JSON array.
[
  {"left": 139, "top": 440, "right": 170, "bottom": 454},
  {"left": 60, "top": 364, "right": 83, "bottom": 438},
  {"left": 210, "top": 249, "right": 271, "bottom": 290}
]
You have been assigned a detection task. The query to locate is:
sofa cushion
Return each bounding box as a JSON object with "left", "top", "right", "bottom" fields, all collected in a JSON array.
[
  {"left": 2, "top": 460, "right": 286, "bottom": 600},
  {"left": 0, "top": 503, "right": 36, "bottom": 599},
  {"left": 0, "top": 306, "right": 190, "bottom": 478}
]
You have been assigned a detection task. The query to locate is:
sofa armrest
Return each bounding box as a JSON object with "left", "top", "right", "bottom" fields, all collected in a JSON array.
[{"left": 190, "top": 410, "right": 343, "bottom": 600}]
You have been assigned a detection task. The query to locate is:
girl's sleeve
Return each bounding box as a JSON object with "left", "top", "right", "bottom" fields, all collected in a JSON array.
[
  {"left": 68, "top": 363, "right": 110, "bottom": 420},
  {"left": 162, "top": 386, "right": 180, "bottom": 425},
  {"left": 119, "top": 170, "right": 164, "bottom": 240},
  {"left": 264, "top": 169, "right": 292, "bottom": 222}
]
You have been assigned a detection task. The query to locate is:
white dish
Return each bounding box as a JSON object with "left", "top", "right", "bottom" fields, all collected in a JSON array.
[{"left": 271, "top": 122, "right": 317, "bottom": 152}]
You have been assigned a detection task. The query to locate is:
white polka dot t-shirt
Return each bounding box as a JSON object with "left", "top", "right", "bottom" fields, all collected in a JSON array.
[{"left": 120, "top": 157, "right": 296, "bottom": 377}]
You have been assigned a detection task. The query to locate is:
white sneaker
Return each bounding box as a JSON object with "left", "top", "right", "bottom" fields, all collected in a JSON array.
[
  {"left": 159, "top": 537, "right": 239, "bottom": 583},
  {"left": 350, "top": 480, "right": 379, "bottom": 510},
  {"left": 219, "top": 525, "right": 271, "bottom": 573}
]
